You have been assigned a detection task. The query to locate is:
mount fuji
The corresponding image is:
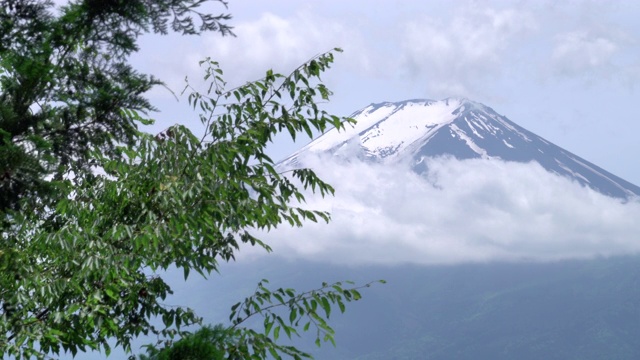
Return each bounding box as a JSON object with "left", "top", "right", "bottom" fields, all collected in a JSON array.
[
  {"left": 281, "top": 98, "right": 640, "bottom": 199},
  {"left": 247, "top": 99, "right": 640, "bottom": 360}
]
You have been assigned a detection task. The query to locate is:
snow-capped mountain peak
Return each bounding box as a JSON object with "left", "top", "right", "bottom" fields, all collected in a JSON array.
[{"left": 281, "top": 98, "right": 640, "bottom": 199}]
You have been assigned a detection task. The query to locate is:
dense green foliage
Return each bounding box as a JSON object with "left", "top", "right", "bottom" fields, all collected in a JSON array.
[
  {"left": 0, "top": 0, "right": 232, "bottom": 217},
  {"left": 139, "top": 325, "right": 234, "bottom": 360},
  {"left": 0, "top": 1, "right": 372, "bottom": 358}
]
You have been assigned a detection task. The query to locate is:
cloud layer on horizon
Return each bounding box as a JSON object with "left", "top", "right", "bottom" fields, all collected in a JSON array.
[{"left": 241, "top": 154, "right": 640, "bottom": 266}]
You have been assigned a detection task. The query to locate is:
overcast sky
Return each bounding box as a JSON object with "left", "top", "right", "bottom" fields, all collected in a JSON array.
[{"left": 131, "top": 0, "right": 640, "bottom": 185}]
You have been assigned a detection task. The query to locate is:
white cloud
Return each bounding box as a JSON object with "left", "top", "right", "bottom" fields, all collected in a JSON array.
[
  {"left": 196, "top": 11, "right": 372, "bottom": 84},
  {"left": 400, "top": 6, "right": 537, "bottom": 98},
  {"left": 245, "top": 155, "right": 640, "bottom": 265},
  {"left": 551, "top": 30, "right": 621, "bottom": 79},
  {"left": 132, "top": 8, "right": 374, "bottom": 115}
]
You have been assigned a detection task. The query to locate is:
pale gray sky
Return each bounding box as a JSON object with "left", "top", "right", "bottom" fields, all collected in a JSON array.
[{"left": 130, "top": 0, "right": 640, "bottom": 185}]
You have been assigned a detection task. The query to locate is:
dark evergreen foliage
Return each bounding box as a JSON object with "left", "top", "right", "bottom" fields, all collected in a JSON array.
[{"left": 0, "top": 0, "right": 232, "bottom": 216}]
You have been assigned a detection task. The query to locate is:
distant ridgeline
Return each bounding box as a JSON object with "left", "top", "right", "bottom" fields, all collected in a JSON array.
[{"left": 210, "top": 256, "right": 640, "bottom": 360}]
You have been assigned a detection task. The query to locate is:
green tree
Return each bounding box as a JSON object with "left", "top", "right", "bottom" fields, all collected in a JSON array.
[
  {"left": 0, "top": 0, "right": 232, "bottom": 218},
  {"left": 0, "top": 1, "right": 376, "bottom": 359},
  {"left": 137, "top": 278, "right": 376, "bottom": 360},
  {"left": 138, "top": 324, "right": 234, "bottom": 360}
]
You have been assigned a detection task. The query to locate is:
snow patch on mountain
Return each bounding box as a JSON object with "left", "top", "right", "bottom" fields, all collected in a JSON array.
[{"left": 287, "top": 98, "right": 462, "bottom": 161}]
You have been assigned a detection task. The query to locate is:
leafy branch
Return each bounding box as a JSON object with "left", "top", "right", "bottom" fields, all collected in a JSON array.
[{"left": 229, "top": 279, "right": 386, "bottom": 348}]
